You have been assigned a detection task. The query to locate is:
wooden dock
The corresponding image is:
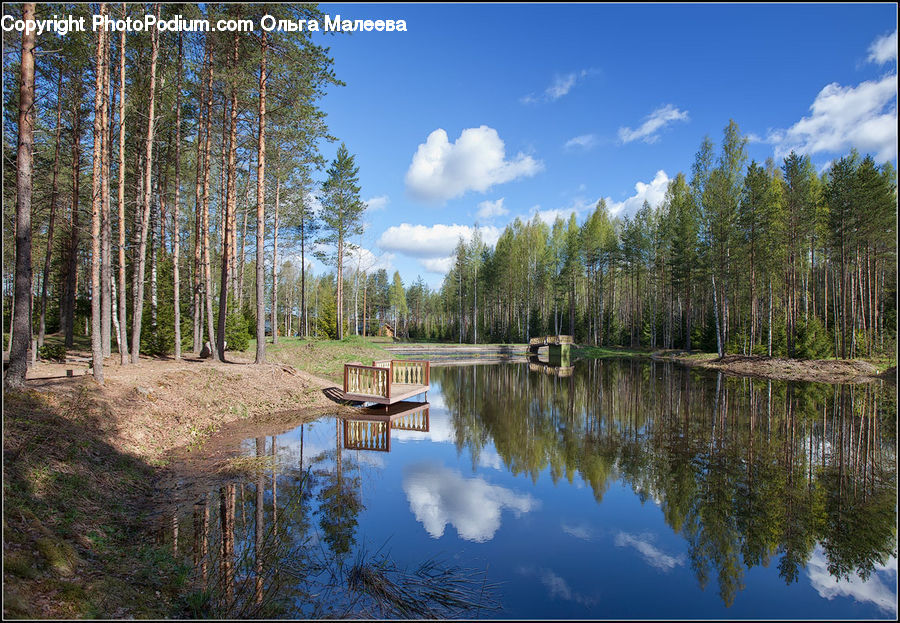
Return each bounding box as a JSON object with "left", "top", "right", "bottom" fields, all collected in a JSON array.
[
  {"left": 527, "top": 335, "right": 575, "bottom": 353},
  {"left": 342, "top": 359, "right": 430, "bottom": 405}
]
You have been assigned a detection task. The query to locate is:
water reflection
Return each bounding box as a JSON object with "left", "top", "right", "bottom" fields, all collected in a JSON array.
[
  {"left": 159, "top": 413, "right": 498, "bottom": 618},
  {"left": 403, "top": 462, "right": 538, "bottom": 542},
  {"left": 155, "top": 360, "right": 896, "bottom": 618},
  {"left": 528, "top": 354, "right": 575, "bottom": 378},
  {"left": 343, "top": 402, "right": 430, "bottom": 453},
  {"left": 438, "top": 361, "right": 897, "bottom": 609}
]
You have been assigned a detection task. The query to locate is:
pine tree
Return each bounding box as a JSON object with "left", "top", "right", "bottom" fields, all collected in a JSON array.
[{"left": 315, "top": 144, "right": 365, "bottom": 340}]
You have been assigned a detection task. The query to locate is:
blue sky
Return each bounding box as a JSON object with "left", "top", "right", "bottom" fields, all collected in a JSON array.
[{"left": 299, "top": 3, "right": 897, "bottom": 288}]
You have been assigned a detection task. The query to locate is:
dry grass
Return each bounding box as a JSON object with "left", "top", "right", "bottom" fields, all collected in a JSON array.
[{"left": 3, "top": 345, "right": 353, "bottom": 618}]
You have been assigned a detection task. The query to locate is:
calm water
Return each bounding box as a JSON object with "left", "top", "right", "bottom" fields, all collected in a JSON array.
[{"left": 159, "top": 360, "right": 898, "bottom": 619}]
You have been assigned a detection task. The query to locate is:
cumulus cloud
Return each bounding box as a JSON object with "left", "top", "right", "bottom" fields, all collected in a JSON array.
[
  {"left": 365, "top": 195, "right": 389, "bottom": 211},
  {"left": 807, "top": 546, "right": 897, "bottom": 615},
  {"left": 403, "top": 462, "right": 538, "bottom": 542},
  {"left": 420, "top": 256, "right": 456, "bottom": 275},
  {"left": 614, "top": 532, "right": 684, "bottom": 572},
  {"left": 565, "top": 134, "right": 598, "bottom": 150},
  {"left": 605, "top": 170, "right": 670, "bottom": 216},
  {"left": 868, "top": 29, "right": 898, "bottom": 65},
  {"left": 346, "top": 245, "right": 395, "bottom": 273},
  {"left": 476, "top": 198, "right": 509, "bottom": 221},
  {"left": 618, "top": 105, "right": 689, "bottom": 144},
  {"left": 405, "top": 126, "right": 542, "bottom": 203},
  {"left": 378, "top": 223, "right": 502, "bottom": 275},
  {"left": 769, "top": 74, "right": 897, "bottom": 163}
]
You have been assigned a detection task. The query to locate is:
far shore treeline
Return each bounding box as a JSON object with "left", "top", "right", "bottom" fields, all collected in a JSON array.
[{"left": 3, "top": 3, "right": 897, "bottom": 390}]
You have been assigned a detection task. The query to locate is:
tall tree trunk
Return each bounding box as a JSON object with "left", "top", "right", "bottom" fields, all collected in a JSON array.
[
  {"left": 300, "top": 213, "right": 306, "bottom": 338},
  {"left": 101, "top": 25, "right": 112, "bottom": 359},
  {"left": 6, "top": 2, "right": 36, "bottom": 389},
  {"left": 255, "top": 29, "right": 267, "bottom": 363},
  {"left": 39, "top": 67, "right": 63, "bottom": 348},
  {"left": 237, "top": 193, "right": 248, "bottom": 311},
  {"left": 130, "top": 4, "right": 160, "bottom": 364},
  {"left": 172, "top": 32, "right": 183, "bottom": 359},
  {"left": 201, "top": 41, "right": 218, "bottom": 360},
  {"left": 217, "top": 28, "right": 239, "bottom": 361},
  {"left": 116, "top": 6, "right": 129, "bottom": 363},
  {"left": 90, "top": 6, "right": 107, "bottom": 383},
  {"left": 192, "top": 36, "right": 205, "bottom": 355},
  {"left": 63, "top": 81, "right": 83, "bottom": 349},
  {"left": 336, "top": 238, "right": 344, "bottom": 340},
  {"left": 271, "top": 178, "right": 279, "bottom": 344}
]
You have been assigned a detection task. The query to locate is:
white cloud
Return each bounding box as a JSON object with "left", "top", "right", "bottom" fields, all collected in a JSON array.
[
  {"left": 421, "top": 256, "right": 455, "bottom": 274},
  {"left": 614, "top": 532, "right": 684, "bottom": 572},
  {"left": 868, "top": 29, "right": 898, "bottom": 65},
  {"left": 365, "top": 195, "right": 389, "bottom": 212},
  {"left": 561, "top": 522, "right": 594, "bottom": 541},
  {"left": 606, "top": 170, "right": 670, "bottom": 217},
  {"left": 807, "top": 546, "right": 897, "bottom": 616},
  {"left": 476, "top": 198, "right": 509, "bottom": 221},
  {"left": 346, "top": 245, "right": 395, "bottom": 273},
  {"left": 521, "top": 69, "right": 593, "bottom": 104},
  {"left": 392, "top": 407, "right": 454, "bottom": 443},
  {"left": 517, "top": 566, "right": 599, "bottom": 607},
  {"left": 564, "top": 134, "right": 598, "bottom": 150},
  {"left": 405, "top": 126, "right": 543, "bottom": 203},
  {"left": 769, "top": 74, "right": 898, "bottom": 163},
  {"left": 547, "top": 73, "right": 578, "bottom": 99},
  {"left": 618, "top": 104, "right": 689, "bottom": 144},
  {"left": 378, "top": 223, "right": 501, "bottom": 260},
  {"left": 476, "top": 447, "right": 504, "bottom": 470},
  {"left": 403, "top": 462, "right": 538, "bottom": 542}
]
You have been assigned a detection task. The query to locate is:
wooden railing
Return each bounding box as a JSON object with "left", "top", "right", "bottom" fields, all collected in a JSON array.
[
  {"left": 370, "top": 359, "right": 430, "bottom": 386},
  {"left": 389, "top": 359, "right": 430, "bottom": 386},
  {"left": 344, "top": 419, "right": 390, "bottom": 451},
  {"left": 344, "top": 364, "right": 390, "bottom": 399},
  {"left": 391, "top": 407, "right": 430, "bottom": 432},
  {"left": 529, "top": 335, "right": 574, "bottom": 346}
]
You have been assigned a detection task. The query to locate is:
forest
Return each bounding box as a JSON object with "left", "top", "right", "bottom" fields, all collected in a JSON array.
[{"left": 3, "top": 3, "right": 897, "bottom": 390}]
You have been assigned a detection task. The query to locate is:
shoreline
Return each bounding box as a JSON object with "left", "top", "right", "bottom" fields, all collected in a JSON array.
[
  {"left": 653, "top": 352, "right": 894, "bottom": 385},
  {"left": 3, "top": 351, "right": 347, "bottom": 619},
  {"left": 4, "top": 339, "right": 894, "bottom": 617}
]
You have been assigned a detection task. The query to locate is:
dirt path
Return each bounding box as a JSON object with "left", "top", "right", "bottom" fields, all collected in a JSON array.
[
  {"left": 660, "top": 353, "right": 891, "bottom": 384},
  {"left": 21, "top": 351, "right": 346, "bottom": 462}
]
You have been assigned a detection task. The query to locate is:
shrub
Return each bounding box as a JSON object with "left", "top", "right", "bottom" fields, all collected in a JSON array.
[
  {"left": 793, "top": 317, "right": 832, "bottom": 359},
  {"left": 38, "top": 343, "right": 66, "bottom": 362},
  {"left": 225, "top": 310, "right": 250, "bottom": 352}
]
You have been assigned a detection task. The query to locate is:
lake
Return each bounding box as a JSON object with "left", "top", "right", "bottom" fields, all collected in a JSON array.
[{"left": 158, "top": 359, "right": 897, "bottom": 619}]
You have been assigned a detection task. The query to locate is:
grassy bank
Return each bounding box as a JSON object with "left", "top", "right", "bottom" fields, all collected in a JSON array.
[
  {"left": 244, "top": 335, "right": 391, "bottom": 383},
  {"left": 3, "top": 336, "right": 385, "bottom": 618},
  {"left": 4, "top": 388, "right": 187, "bottom": 618}
]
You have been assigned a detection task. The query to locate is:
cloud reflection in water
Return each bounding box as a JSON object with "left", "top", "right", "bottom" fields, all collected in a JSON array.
[{"left": 403, "top": 462, "right": 538, "bottom": 542}]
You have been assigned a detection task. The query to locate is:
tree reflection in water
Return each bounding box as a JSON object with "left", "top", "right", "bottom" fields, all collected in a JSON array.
[
  {"left": 156, "top": 360, "right": 894, "bottom": 615},
  {"left": 161, "top": 420, "right": 499, "bottom": 619},
  {"left": 436, "top": 360, "right": 896, "bottom": 607}
]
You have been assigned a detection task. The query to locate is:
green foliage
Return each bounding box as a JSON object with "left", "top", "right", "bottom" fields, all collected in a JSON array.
[
  {"left": 225, "top": 310, "right": 250, "bottom": 352},
  {"left": 39, "top": 343, "right": 67, "bottom": 362},
  {"left": 793, "top": 317, "right": 832, "bottom": 359}
]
